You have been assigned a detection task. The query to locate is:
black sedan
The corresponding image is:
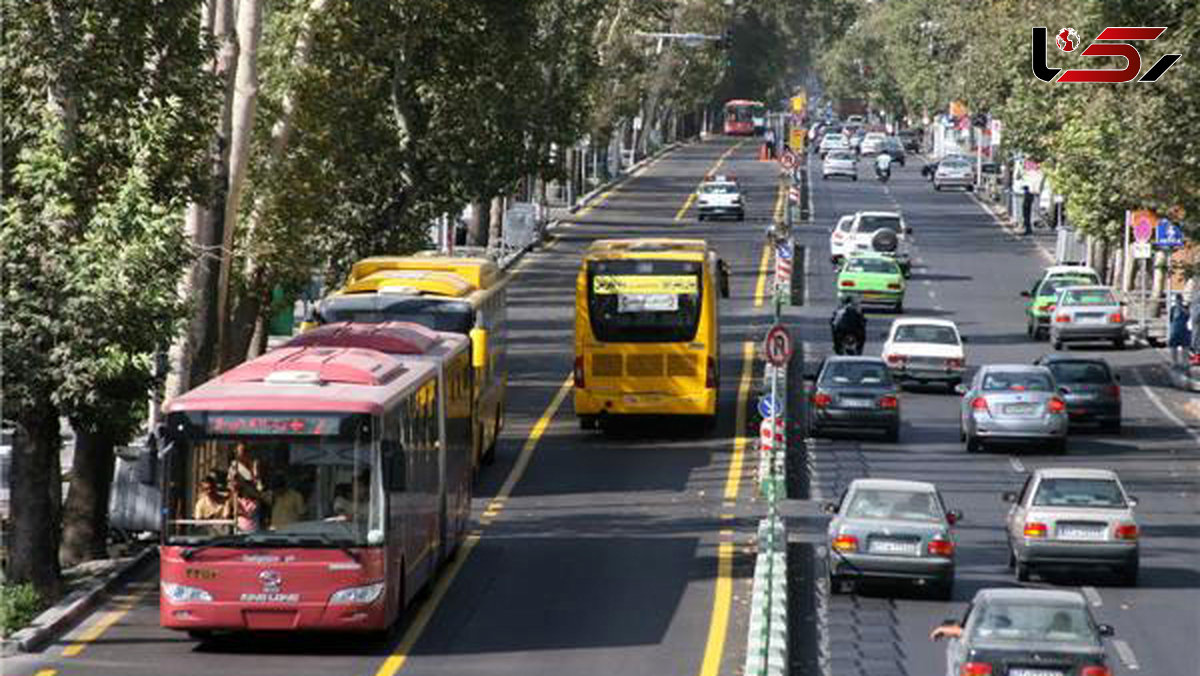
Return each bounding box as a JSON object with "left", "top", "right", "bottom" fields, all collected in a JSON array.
[
  {"left": 808, "top": 356, "right": 901, "bottom": 442},
  {"left": 936, "top": 588, "right": 1114, "bottom": 676},
  {"left": 1034, "top": 354, "right": 1122, "bottom": 431}
]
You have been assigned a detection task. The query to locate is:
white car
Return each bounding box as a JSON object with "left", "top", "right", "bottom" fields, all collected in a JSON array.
[
  {"left": 859, "top": 132, "right": 888, "bottom": 155},
  {"left": 822, "top": 150, "right": 858, "bottom": 181},
  {"left": 820, "top": 133, "right": 849, "bottom": 157},
  {"left": 829, "top": 211, "right": 913, "bottom": 276},
  {"left": 881, "top": 318, "right": 966, "bottom": 388},
  {"left": 933, "top": 158, "right": 975, "bottom": 191},
  {"left": 696, "top": 175, "right": 744, "bottom": 221}
]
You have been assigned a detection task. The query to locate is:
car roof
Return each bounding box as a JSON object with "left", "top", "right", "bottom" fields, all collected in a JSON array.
[
  {"left": 974, "top": 588, "right": 1087, "bottom": 606},
  {"left": 1036, "top": 353, "right": 1111, "bottom": 365},
  {"left": 845, "top": 252, "right": 896, "bottom": 261},
  {"left": 856, "top": 210, "right": 902, "bottom": 218},
  {"left": 847, "top": 478, "right": 937, "bottom": 493},
  {"left": 979, "top": 364, "right": 1050, "bottom": 374},
  {"left": 823, "top": 355, "right": 888, "bottom": 365},
  {"left": 891, "top": 317, "right": 958, "bottom": 329},
  {"left": 1056, "top": 285, "right": 1111, "bottom": 292},
  {"left": 1033, "top": 467, "right": 1120, "bottom": 481},
  {"left": 1045, "top": 265, "right": 1098, "bottom": 275}
]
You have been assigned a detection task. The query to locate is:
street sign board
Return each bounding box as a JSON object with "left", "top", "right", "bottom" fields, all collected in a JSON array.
[
  {"left": 1155, "top": 218, "right": 1184, "bottom": 248},
  {"left": 759, "top": 416, "right": 785, "bottom": 452},
  {"left": 1132, "top": 241, "right": 1153, "bottom": 259},
  {"left": 757, "top": 395, "right": 778, "bottom": 419},
  {"left": 1133, "top": 210, "right": 1155, "bottom": 243},
  {"left": 764, "top": 325, "right": 793, "bottom": 367},
  {"left": 780, "top": 150, "right": 796, "bottom": 170}
]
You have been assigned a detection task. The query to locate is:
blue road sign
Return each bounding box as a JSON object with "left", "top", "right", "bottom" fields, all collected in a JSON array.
[
  {"left": 1156, "top": 218, "right": 1184, "bottom": 248},
  {"left": 776, "top": 243, "right": 793, "bottom": 260},
  {"left": 758, "top": 394, "right": 779, "bottom": 419}
]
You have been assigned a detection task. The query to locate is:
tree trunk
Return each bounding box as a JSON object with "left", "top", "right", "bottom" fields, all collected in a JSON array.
[
  {"left": 215, "top": 0, "right": 262, "bottom": 372},
  {"left": 59, "top": 424, "right": 117, "bottom": 567},
  {"left": 9, "top": 407, "right": 64, "bottom": 600},
  {"left": 488, "top": 196, "right": 504, "bottom": 252},
  {"left": 467, "top": 200, "right": 488, "bottom": 246}
]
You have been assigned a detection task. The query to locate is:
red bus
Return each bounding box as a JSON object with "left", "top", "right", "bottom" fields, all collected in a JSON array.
[
  {"left": 159, "top": 344, "right": 471, "bottom": 637},
  {"left": 723, "top": 99, "right": 766, "bottom": 136}
]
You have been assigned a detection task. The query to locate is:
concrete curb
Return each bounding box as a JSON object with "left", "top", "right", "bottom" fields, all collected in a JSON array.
[{"left": 1, "top": 545, "right": 157, "bottom": 656}]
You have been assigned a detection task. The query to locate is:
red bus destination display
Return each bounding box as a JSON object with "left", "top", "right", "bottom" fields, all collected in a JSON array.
[{"left": 204, "top": 413, "right": 341, "bottom": 436}]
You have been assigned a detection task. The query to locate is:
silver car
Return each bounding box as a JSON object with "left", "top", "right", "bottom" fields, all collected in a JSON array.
[
  {"left": 822, "top": 150, "right": 858, "bottom": 180},
  {"left": 1004, "top": 467, "right": 1139, "bottom": 585},
  {"left": 933, "top": 158, "right": 975, "bottom": 191},
  {"left": 958, "top": 365, "right": 1068, "bottom": 453},
  {"left": 1050, "top": 285, "right": 1126, "bottom": 349},
  {"left": 825, "top": 478, "right": 960, "bottom": 599}
]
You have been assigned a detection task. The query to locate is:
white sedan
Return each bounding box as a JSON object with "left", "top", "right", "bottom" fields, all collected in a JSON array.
[
  {"left": 822, "top": 150, "right": 858, "bottom": 181},
  {"left": 881, "top": 318, "right": 966, "bottom": 389}
]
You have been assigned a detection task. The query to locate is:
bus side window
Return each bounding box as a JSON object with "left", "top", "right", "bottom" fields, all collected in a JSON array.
[{"left": 383, "top": 438, "right": 405, "bottom": 491}]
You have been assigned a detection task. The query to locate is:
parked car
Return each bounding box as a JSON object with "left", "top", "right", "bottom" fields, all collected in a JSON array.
[
  {"left": 1050, "top": 285, "right": 1126, "bottom": 349},
  {"left": 825, "top": 478, "right": 959, "bottom": 598},
  {"left": 937, "top": 588, "right": 1115, "bottom": 676},
  {"left": 822, "top": 150, "right": 858, "bottom": 181},
  {"left": 958, "top": 364, "right": 1068, "bottom": 453},
  {"left": 881, "top": 318, "right": 966, "bottom": 389},
  {"left": 1004, "top": 467, "right": 1139, "bottom": 584},
  {"left": 837, "top": 253, "right": 906, "bottom": 312},
  {"left": 1033, "top": 354, "right": 1122, "bottom": 431},
  {"left": 809, "top": 357, "right": 902, "bottom": 441}
]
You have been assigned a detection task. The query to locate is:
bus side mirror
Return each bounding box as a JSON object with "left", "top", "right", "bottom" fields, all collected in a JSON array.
[
  {"left": 136, "top": 437, "right": 162, "bottom": 486},
  {"left": 470, "top": 327, "right": 489, "bottom": 370},
  {"left": 718, "top": 261, "right": 731, "bottom": 299},
  {"left": 383, "top": 440, "right": 406, "bottom": 491}
]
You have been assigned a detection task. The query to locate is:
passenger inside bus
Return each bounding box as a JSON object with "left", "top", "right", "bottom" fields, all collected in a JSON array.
[
  {"left": 227, "top": 444, "right": 266, "bottom": 531},
  {"left": 268, "top": 472, "right": 307, "bottom": 529},
  {"left": 192, "top": 472, "right": 231, "bottom": 527},
  {"left": 331, "top": 471, "right": 371, "bottom": 520}
]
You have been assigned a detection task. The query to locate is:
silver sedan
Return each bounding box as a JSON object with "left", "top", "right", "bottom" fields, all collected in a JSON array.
[
  {"left": 959, "top": 365, "right": 1068, "bottom": 453},
  {"left": 1004, "top": 467, "right": 1140, "bottom": 585},
  {"left": 825, "top": 478, "right": 960, "bottom": 599},
  {"left": 1050, "top": 285, "right": 1126, "bottom": 349}
]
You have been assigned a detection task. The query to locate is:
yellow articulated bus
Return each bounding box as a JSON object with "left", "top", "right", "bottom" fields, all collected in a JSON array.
[
  {"left": 305, "top": 255, "right": 509, "bottom": 470},
  {"left": 574, "top": 238, "right": 730, "bottom": 431}
]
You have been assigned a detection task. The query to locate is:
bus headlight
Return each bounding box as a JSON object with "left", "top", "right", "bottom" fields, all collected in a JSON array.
[
  {"left": 329, "top": 582, "right": 385, "bottom": 605},
  {"left": 162, "top": 582, "right": 213, "bottom": 604}
]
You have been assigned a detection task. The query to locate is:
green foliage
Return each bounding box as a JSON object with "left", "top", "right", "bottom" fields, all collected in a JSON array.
[{"left": 0, "top": 584, "right": 45, "bottom": 636}]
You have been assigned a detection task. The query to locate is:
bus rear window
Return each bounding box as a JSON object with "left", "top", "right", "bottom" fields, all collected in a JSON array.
[{"left": 587, "top": 259, "right": 703, "bottom": 343}]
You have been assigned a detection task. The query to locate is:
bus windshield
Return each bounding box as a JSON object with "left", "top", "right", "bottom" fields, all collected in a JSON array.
[
  {"left": 163, "top": 411, "right": 382, "bottom": 547},
  {"left": 587, "top": 259, "right": 703, "bottom": 343},
  {"left": 318, "top": 296, "right": 475, "bottom": 334}
]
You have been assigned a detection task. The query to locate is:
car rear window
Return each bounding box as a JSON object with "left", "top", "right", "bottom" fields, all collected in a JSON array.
[
  {"left": 845, "top": 258, "right": 899, "bottom": 274},
  {"left": 981, "top": 371, "right": 1053, "bottom": 392},
  {"left": 1046, "top": 361, "right": 1112, "bottom": 385},
  {"left": 1032, "top": 478, "right": 1125, "bottom": 508},
  {"left": 940, "top": 160, "right": 971, "bottom": 170},
  {"left": 844, "top": 489, "right": 941, "bottom": 522},
  {"left": 1039, "top": 275, "right": 1097, "bottom": 296},
  {"left": 828, "top": 151, "right": 855, "bottom": 161},
  {"left": 893, "top": 325, "right": 959, "bottom": 345},
  {"left": 1061, "top": 288, "right": 1115, "bottom": 305},
  {"left": 820, "top": 361, "right": 892, "bottom": 386},
  {"left": 700, "top": 183, "right": 737, "bottom": 194},
  {"left": 968, "top": 603, "right": 1097, "bottom": 645},
  {"left": 858, "top": 215, "right": 901, "bottom": 232}
]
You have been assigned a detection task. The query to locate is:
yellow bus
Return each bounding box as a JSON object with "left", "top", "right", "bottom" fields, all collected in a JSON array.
[
  {"left": 574, "top": 238, "right": 729, "bottom": 431},
  {"left": 306, "top": 256, "right": 509, "bottom": 469}
]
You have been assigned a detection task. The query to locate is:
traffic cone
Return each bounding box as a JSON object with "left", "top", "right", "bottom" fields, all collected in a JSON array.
[{"left": 759, "top": 143, "right": 769, "bottom": 161}]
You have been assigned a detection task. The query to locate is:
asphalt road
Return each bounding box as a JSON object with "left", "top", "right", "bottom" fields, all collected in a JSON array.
[
  {"left": 793, "top": 152, "right": 1200, "bottom": 676},
  {"left": 7, "top": 137, "right": 787, "bottom": 676}
]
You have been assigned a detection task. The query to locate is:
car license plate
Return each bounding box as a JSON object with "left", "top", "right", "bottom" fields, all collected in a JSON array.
[
  {"left": 1057, "top": 525, "right": 1105, "bottom": 540},
  {"left": 840, "top": 398, "right": 874, "bottom": 409},
  {"left": 1009, "top": 669, "right": 1064, "bottom": 676},
  {"left": 868, "top": 538, "right": 917, "bottom": 555},
  {"left": 1004, "top": 403, "right": 1035, "bottom": 415},
  {"left": 1080, "top": 315, "right": 1105, "bottom": 324}
]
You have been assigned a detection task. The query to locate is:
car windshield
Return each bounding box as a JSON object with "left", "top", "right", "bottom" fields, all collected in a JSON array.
[
  {"left": 858, "top": 215, "right": 901, "bottom": 232},
  {"left": 968, "top": 603, "right": 1097, "bottom": 645},
  {"left": 893, "top": 325, "right": 959, "bottom": 345},
  {"left": 821, "top": 361, "right": 892, "bottom": 386},
  {"left": 1032, "top": 478, "right": 1126, "bottom": 508},
  {"left": 1061, "top": 288, "right": 1116, "bottom": 305},
  {"left": 940, "top": 160, "right": 971, "bottom": 170},
  {"left": 701, "top": 183, "right": 738, "bottom": 195},
  {"left": 981, "top": 371, "right": 1053, "bottom": 392},
  {"left": 828, "top": 152, "right": 855, "bottom": 161},
  {"left": 1046, "top": 361, "right": 1112, "bottom": 385},
  {"left": 824, "top": 135, "right": 843, "bottom": 143},
  {"left": 844, "top": 488, "right": 942, "bottom": 522},
  {"left": 1039, "top": 275, "right": 1095, "bottom": 296},
  {"left": 845, "top": 258, "right": 899, "bottom": 274}
]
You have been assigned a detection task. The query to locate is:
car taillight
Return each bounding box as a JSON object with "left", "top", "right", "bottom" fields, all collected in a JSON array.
[
  {"left": 1081, "top": 667, "right": 1112, "bottom": 676},
  {"left": 706, "top": 357, "right": 717, "bottom": 389},
  {"left": 1038, "top": 303, "right": 1055, "bottom": 313},
  {"left": 878, "top": 395, "right": 898, "bottom": 409},
  {"left": 970, "top": 397, "right": 989, "bottom": 412},
  {"left": 945, "top": 358, "right": 964, "bottom": 369},
  {"left": 1105, "top": 384, "right": 1121, "bottom": 399},
  {"left": 1190, "top": 352, "right": 1200, "bottom": 366},
  {"left": 927, "top": 537, "right": 955, "bottom": 557},
  {"left": 887, "top": 282, "right": 902, "bottom": 290},
  {"left": 1048, "top": 397, "right": 1066, "bottom": 414},
  {"left": 885, "top": 353, "right": 906, "bottom": 366},
  {"left": 832, "top": 535, "right": 858, "bottom": 552},
  {"left": 1114, "top": 523, "right": 1139, "bottom": 540},
  {"left": 812, "top": 393, "right": 832, "bottom": 408},
  {"left": 959, "top": 663, "right": 993, "bottom": 676},
  {"left": 573, "top": 356, "right": 585, "bottom": 388},
  {"left": 1108, "top": 312, "right": 1123, "bottom": 323},
  {"left": 1024, "top": 521, "right": 1047, "bottom": 538},
  {"left": 840, "top": 280, "right": 856, "bottom": 287},
  {"left": 1054, "top": 314, "right": 1071, "bottom": 323}
]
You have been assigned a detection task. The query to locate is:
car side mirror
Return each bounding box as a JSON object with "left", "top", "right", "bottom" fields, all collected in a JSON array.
[
  {"left": 718, "top": 260, "right": 731, "bottom": 299},
  {"left": 959, "top": 336, "right": 968, "bottom": 343},
  {"left": 946, "top": 509, "right": 963, "bottom": 525},
  {"left": 1002, "top": 491, "right": 1018, "bottom": 503},
  {"left": 953, "top": 383, "right": 967, "bottom": 395},
  {"left": 135, "top": 442, "right": 159, "bottom": 486},
  {"left": 1020, "top": 290, "right": 1032, "bottom": 298},
  {"left": 1059, "top": 386, "right": 1071, "bottom": 395},
  {"left": 1127, "top": 496, "right": 1139, "bottom": 507},
  {"left": 879, "top": 331, "right": 889, "bottom": 339},
  {"left": 904, "top": 226, "right": 913, "bottom": 235},
  {"left": 822, "top": 502, "right": 838, "bottom": 515},
  {"left": 1098, "top": 624, "right": 1115, "bottom": 637},
  {"left": 1114, "top": 374, "right": 1121, "bottom": 382}
]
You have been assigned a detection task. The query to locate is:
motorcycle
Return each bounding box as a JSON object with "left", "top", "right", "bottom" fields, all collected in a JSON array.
[
  {"left": 833, "top": 330, "right": 864, "bottom": 356},
  {"left": 875, "top": 165, "right": 891, "bottom": 183}
]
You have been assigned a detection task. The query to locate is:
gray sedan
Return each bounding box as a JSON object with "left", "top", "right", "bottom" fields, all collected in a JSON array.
[
  {"left": 936, "top": 588, "right": 1113, "bottom": 676},
  {"left": 1004, "top": 467, "right": 1139, "bottom": 585},
  {"left": 809, "top": 357, "right": 901, "bottom": 442},
  {"left": 959, "top": 365, "right": 1068, "bottom": 454},
  {"left": 1050, "top": 285, "right": 1126, "bottom": 349},
  {"left": 1034, "top": 354, "right": 1122, "bottom": 431},
  {"left": 825, "top": 478, "right": 960, "bottom": 599}
]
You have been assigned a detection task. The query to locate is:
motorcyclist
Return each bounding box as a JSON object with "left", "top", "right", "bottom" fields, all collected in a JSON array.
[
  {"left": 875, "top": 152, "right": 893, "bottom": 179},
  {"left": 831, "top": 295, "right": 867, "bottom": 355}
]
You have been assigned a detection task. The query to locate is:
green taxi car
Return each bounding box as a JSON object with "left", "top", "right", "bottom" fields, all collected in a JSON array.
[
  {"left": 1021, "top": 268, "right": 1100, "bottom": 339},
  {"left": 837, "top": 253, "right": 906, "bottom": 311}
]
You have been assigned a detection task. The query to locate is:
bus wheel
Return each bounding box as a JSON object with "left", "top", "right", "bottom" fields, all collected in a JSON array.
[{"left": 579, "top": 415, "right": 597, "bottom": 430}]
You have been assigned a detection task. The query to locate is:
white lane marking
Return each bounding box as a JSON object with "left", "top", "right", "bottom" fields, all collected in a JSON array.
[
  {"left": 966, "top": 191, "right": 1055, "bottom": 262},
  {"left": 1081, "top": 585, "right": 1102, "bottom": 607},
  {"left": 928, "top": 289, "right": 938, "bottom": 299},
  {"left": 1009, "top": 456, "right": 1026, "bottom": 473},
  {"left": 922, "top": 279, "right": 932, "bottom": 286},
  {"left": 1130, "top": 367, "right": 1200, "bottom": 445},
  {"left": 933, "top": 304, "right": 944, "bottom": 312},
  {"left": 1112, "top": 638, "right": 1140, "bottom": 670}
]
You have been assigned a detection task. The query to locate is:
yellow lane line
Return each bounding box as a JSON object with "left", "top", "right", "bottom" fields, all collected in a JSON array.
[
  {"left": 61, "top": 586, "right": 151, "bottom": 657},
  {"left": 753, "top": 240, "right": 772, "bottom": 308},
  {"left": 35, "top": 670, "right": 58, "bottom": 676},
  {"left": 724, "top": 341, "right": 754, "bottom": 501},
  {"left": 575, "top": 147, "right": 677, "bottom": 219},
  {"left": 674, "top": 141, "right": 745, "bottom": 222},
  {"left": 696, "top": 541, "right": 734, "bottom": 676},
  {"left": 375, "top": 376, "right": 573, "bottom": 676},
  {"left": 773, "top": 179, "right": 785, "bottom": 222}
]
